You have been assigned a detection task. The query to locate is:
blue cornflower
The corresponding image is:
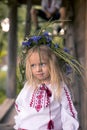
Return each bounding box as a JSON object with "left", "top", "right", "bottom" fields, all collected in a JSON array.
[
  {"left": 43, "top": 32, "right": 52, "bottom": 43},
  {"left": 22, "top": 41, "right": 31, "bottom": 47},
  {"left": 65, "top": 64, "right": 72, "bottom": 75},
  {"left": 47, "top": 43, "right": 51, "bottom": 47},
  {"left": 46, "top": 37, "right": 52, "bottom": 43},
  {"left": 31, "top": 36, "right": 41, "bottom": 43},
  {"left": 43, "top": 32, "right": 49, "bottom": 37},
  {"left": 64, "top": 47, "right": 70, "bottom": 53},
  {"left": 55, "top": 43, "right": 59, "bottom": 48}
]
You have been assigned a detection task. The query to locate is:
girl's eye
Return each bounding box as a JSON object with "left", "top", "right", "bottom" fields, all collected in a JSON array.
[
  {"left": 40, "top": 63, "right": 46, "bottom": 67},
  {"left": 31, "top": 64, "right": 36, "bottom": 68}
]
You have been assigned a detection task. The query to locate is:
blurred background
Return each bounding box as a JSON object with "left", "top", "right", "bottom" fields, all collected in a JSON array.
[{"left": 0, "top": 0, "right": 87, "bottom": 130}]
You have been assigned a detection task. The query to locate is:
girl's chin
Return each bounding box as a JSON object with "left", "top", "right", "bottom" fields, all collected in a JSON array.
[
  {"left": 36, "top": 77, "right": 50, "bottom": 84},
  {"left": 36, "top": 76, "right": 47, "bottom": 80}
]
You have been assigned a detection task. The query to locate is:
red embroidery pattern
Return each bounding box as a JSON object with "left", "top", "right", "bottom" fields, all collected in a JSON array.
[
  {"left": 15, "top": 102, "right": 20, "bottom": 112},
  {"left": 30, "top": 84, "right": 52, "bottom": 112},
  {"left": 64, "top": 87, "right": 75, "bottom": 118}
]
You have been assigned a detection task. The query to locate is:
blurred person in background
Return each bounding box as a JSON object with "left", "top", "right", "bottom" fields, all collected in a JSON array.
[{"left": 30, "top": 0, "right": 66, "bottom": 31}]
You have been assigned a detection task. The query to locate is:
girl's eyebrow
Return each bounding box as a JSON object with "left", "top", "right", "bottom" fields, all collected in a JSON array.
[{"left": 39, "top": 62, "right": 46, "bottom": 64}]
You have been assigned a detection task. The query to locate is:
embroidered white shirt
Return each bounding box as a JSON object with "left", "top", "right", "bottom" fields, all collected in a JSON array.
[{"left": 14, "top": 82, "right": 79, "bottom": 130}]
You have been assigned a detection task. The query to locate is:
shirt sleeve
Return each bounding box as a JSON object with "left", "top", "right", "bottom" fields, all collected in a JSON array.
[
  {"left": 15, "top": 82, "right": 28, "bottom": 113},
  {"left": 61, "top": 83, "right": 79, "bottom": 130},
  {"left": 14, "top": 82, "right": 29, "bottom": 129}
]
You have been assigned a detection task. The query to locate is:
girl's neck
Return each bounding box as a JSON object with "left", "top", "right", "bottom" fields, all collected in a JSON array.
[{"left": 41, "top": 77, "right": 51, "bottom": 86}]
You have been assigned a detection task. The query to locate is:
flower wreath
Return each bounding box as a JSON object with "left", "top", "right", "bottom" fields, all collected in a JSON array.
[{"left": 19, "top": 31, "right": 84, "bottom": 86}]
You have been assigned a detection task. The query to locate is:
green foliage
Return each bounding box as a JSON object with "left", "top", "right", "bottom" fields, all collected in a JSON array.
[
  {"left": 16, "top": 68, "right": 24, "bottom": 94},
  {"left": 0, "top": 3, "right": 27, "bottom": 95},
  {"left": 0, "top": 90, "right": 6, "bottom": 104},
  {"left": 0, "top": 30, "right": 8, "bottom": 54},
  {"left": 0, "top": 2, "right": 8, "bottom": 19},
  {"left": 0, "top": 51, "right": 7, "bottom": 65},
  {"left": 0, "top": 71, "right": 7, "bottom": 104},
  {"left": 0, "top": 50, "right": 7, "bottom": 57},
  {"left": 16, "top": 46, "right": 26, "bottom": 94},
  {"left": 0, "top": 71, "right": 7, "bottom": 90},
  {"left": 17, "top": 5, "right": 26, "bottom": 43}
]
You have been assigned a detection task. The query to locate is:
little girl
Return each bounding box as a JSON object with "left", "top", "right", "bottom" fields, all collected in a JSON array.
[{"left": 14, "top": 33, "right": 79, "bottom": 130}]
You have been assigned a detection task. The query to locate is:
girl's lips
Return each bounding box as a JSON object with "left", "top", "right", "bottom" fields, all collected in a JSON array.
[
  {"left": 36, "top": 73, "right": 45, "bottom": 78},
  {"left": 36, "top": 73, "right": 44, "bottom": 76}
]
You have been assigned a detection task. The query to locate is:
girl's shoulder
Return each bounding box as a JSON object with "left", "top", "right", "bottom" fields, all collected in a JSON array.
[
  {"left": 23, "top": 81, "right": 30, "bottom": 89},
  {"left": 16, "top": 82, "right": 31, "bottom": 99},
  {"left": 20, "top": 81, "right": 29, "bottom": 92},
  {"left": 60, "top": 81, "right": 71, "bottom": 96},
  {"left": 61, "top": 81, "right": 67, "bottom": 89},
  {"left": 61, "top": 81, "right": 70, "bottom": 89}
]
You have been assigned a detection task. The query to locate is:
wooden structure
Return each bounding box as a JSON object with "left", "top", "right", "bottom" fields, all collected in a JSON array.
[
  {"left": 17, "top": 0, "right": 41, "bottom": 5},
  {"left": 1, "top": 0, "right": 86, "bottom": 130},
  {"left": 72, "top": 0, "right": 87, "bottom": 130}
]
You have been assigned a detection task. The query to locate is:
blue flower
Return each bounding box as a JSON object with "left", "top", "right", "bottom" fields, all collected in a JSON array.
[
  {"left": 22, "top": 41, "right": 31, "bottom": 47},
  {"left": 55, "top": 43, "right": 59, "bottom": 48},
  {"left": 43, "top": 32, "right": 52, "bottom": 42},
  {"left": 43, "top": 32, "right": 49, "bottom": 37},
  {"left": 46, "top": 37, "right": 52, "bottom": 43},
  {"left": 47, "top": 43, "right": 51, "bottom": 47},
  {"left": 31, "top": 36, "right": 41, "bottom": 43},
  {"left": 64, "top": 47, "right": 70, "bottom": 53},
  {"left": 65, "top": 64, "right": 72, "bottom": 75}
]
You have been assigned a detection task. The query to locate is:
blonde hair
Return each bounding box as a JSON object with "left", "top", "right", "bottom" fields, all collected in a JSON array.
[{"left": 26, "top": 45, "right": 64, "bottom": 99}]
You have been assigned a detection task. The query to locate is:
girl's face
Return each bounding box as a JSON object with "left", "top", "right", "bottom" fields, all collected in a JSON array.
[{"left": 29, "top": 52, "right": 50, "bottom": 84}]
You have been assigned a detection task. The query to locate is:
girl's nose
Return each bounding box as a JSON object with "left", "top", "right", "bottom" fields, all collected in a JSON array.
[{"left": 36, "top": 65, "right": 42, "bottom": 71}]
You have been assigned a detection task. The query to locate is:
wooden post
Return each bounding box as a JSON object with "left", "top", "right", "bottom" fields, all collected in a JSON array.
[
  {"left": 67, "top": 1, "right": 87, "bottom": 130},
  {"left": 83, "top": 0, "right": 87, "bottom": 129},
  {"left": 24, "top": 0, "right": 32, "bottom": 37},
  {"left": 6, "top": 3, "right": 18, "bottom": 98}
]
